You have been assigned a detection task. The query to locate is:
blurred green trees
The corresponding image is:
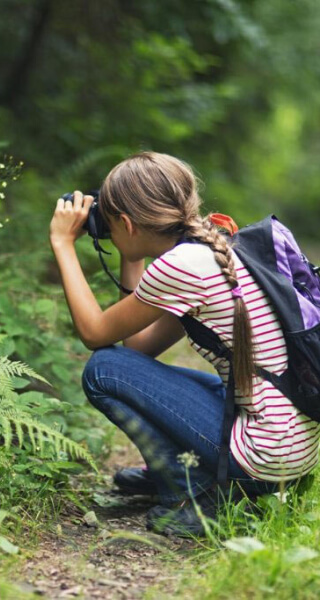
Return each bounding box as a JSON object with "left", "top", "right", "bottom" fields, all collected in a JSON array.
[
  {"left": 0, "top": 0, "right": 319, "bottom": 456},
  {"left": 0, "top": 0, "right": 319, "bottom": 234}
]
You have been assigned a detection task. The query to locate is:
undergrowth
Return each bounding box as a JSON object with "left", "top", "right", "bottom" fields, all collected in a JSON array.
[{"left": 147, "top": 468, "right": 320, "bottom": 600}]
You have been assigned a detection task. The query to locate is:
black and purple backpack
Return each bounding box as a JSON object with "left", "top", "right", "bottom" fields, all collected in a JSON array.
[{"left": 179, "top": 214, "right": 320, "bottom": 488}]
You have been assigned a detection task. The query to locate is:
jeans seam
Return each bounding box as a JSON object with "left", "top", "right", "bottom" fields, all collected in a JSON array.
[{"left": 87, "top": 373, "right": 221, "bottom": 452}]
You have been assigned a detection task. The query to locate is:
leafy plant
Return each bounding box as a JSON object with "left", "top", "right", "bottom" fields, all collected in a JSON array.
[
  {"left": 0, "top": 335, "right": 97, "bottom": 471},
  {"left": 0, "top": 510, "right": 19, "bottom": 555}
]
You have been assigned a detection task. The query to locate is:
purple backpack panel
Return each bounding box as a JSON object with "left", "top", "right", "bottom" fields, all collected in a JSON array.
[{"left": 271, "top": 219, "right": 320, "bottom": 330}]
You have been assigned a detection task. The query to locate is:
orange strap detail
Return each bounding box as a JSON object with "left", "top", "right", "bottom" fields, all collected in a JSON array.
[{"left": 209, "top": 213, "right": 239, "bottom": 236}]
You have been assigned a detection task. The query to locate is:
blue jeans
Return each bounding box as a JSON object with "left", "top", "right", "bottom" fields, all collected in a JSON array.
[{"left": 82, "top": 345, "right": 282, "bottom": 505}]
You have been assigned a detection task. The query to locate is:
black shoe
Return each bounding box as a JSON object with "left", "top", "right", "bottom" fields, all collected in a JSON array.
[
  {"left": 113, "top": 467, "right": 158, "bottom": 495},
  {"left": 146, "top": 488, "right": 258, "bottom": 537},
  {"left": 146, "top": 491, "right": 218, "bottom": 537}
]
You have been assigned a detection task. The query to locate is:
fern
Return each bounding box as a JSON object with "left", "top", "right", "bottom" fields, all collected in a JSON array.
[
  {"left": 0, "top": 354, "right": 98, "bottom": 472},
  {"left": 0, "top": 355, "right": 49, "bottom": 384}
]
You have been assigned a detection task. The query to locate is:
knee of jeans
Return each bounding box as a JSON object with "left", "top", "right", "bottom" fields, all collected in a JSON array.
[{"left": 82, "top": 345, "right": 118, "bottom": 399}]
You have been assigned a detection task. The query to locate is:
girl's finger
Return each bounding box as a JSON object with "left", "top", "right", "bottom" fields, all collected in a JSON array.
[
  {"left": 56, "top": 197, "right": 65, "bottom": 210},
  {"left": 83, "top": 195, "right": 94, "bottom": 210},
  {"left": 64, "top": 199, "right": 73, "bottom": 211},
  {"left": 73, "top": 190, "right": 84, "bottom": 209}
]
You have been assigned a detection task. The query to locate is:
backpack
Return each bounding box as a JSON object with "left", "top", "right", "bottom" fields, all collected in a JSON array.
[{"left": 178, "top": 214, "right": 320, "bottom": 490}]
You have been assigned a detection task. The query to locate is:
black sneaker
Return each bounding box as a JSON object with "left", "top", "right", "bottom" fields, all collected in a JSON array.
[
  {"left": 147, "top": 488, "right": 257, "bottom": 537},
  {"left": 146, "top": 492, "right": 217, "bottom": 537},
  {"left": 113, "top": 467, "right": 158, "bottom": 495}
]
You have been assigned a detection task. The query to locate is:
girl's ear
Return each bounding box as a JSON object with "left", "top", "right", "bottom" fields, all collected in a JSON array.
[{"left": 119, "top": 213, "right": 138, "bottom": 236}]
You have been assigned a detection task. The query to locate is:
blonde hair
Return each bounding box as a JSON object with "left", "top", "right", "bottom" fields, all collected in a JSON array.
[{"left": 100, "top": 151, "right": 254, "bottom": 396}]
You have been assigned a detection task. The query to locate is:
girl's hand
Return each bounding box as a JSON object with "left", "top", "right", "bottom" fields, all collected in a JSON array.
[{"left": 50, "top": 191, "right": 94, "bottom": 247}]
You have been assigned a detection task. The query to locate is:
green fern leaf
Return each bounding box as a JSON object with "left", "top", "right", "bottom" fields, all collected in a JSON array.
[
  {"left": 0, "top": 357, "right": 50, "bottom": 386},
  {"left": 0, "top": 416, "right": 12, "bottom": 450},
  {"left": 0, "top": 409, "right": 97, "bottom": 471},
  {"left": 0, "top": 353, "right": 98, "bottom": 472},
  {"left": 14, "top": 421, "right": 23, "bottom": 448},
  {"left": 26, "top": 422, "right": 37, "bottom": 452},
  {"left": 37, "top": 429, "right": 44, "bottom": 456}
]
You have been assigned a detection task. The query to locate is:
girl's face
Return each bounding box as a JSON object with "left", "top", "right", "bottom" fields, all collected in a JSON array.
[
  {"left": 108, "top": 214, "right": 179, "bottom": 261},
  {"left": 108, "top": 214, "right": 145, "bottom": 261}
]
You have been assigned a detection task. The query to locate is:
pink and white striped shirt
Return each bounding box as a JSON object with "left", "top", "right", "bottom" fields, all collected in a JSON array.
[{"left": 135, "top": 241, "right": 320, "bottom": 481}]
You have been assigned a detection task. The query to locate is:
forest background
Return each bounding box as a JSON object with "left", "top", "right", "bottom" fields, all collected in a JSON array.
[{"left": 0, "top": 0, "right": 320, "bottom": 594}]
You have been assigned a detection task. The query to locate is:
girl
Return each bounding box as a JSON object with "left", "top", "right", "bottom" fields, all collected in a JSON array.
[{"left": 50, "top": 151, "right": 320, "bottom": 536}]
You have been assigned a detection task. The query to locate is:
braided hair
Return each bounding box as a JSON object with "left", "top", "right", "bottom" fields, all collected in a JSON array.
[
  {"left": 183, "top": 215, "right": 255, "bottom": 396},
  {"left": 100, "top": 151, "right": 255, "bottom": 397}
]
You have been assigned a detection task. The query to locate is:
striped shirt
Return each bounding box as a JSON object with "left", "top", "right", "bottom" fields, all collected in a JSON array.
[{"left": 134, "top": 242, "right": 320, "bottom": 481}]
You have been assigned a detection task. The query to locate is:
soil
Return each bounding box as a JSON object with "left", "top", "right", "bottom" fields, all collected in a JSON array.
[
  {"left": 12, "top": 440, "right": 195, "bottom": 600},
  {"left": 10, "top": 341, "right": 206, "bottom": 599}
]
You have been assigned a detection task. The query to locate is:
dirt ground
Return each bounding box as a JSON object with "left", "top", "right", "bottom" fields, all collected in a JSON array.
[
  {"left": 11, "top": 440, "right": 195, "bottom": 600},
  {"left": 8, "top": 342, "right": 205, "bottom": 599}
]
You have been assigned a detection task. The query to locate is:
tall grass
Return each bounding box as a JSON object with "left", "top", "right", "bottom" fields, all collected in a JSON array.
[{"left": 152, "top": 467, "right": 320, "bottom": 600}]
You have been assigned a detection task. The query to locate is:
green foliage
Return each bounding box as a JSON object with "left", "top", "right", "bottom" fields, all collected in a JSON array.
[
  {"left": 0, "top": 338, "right": 97, "bottom": 472},
  {"left": 0, "top": 258, "right": 116, "bottom": 456},
  {"left": 0, "top": 511, "right": 19, "bottom": 555},
  {"left": 0, "top": 330, "right": 101, "bottom": 531},
  {"left": 158, "top": 473, "right": 320, "bottom": 600},
  {"left": 0, "top": 0, "right": 319, "bottom": 236}
]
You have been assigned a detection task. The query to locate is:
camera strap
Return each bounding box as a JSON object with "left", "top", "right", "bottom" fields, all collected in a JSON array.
[{"left": 93, "top": 239, "right": 133, "bottom": 295}]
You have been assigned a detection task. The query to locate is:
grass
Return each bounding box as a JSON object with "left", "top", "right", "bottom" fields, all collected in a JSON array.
[{"left": 146, "top": 470, "right": 320, "bottom": 600}]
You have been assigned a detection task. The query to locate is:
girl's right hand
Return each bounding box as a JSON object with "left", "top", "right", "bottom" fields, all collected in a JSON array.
[{"left": 50, "top": 191, "right": 93, "bottom": 248}]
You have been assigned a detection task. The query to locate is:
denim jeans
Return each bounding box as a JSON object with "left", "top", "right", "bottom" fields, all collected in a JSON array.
[{"left": 82, "top": 345, "right": 284, "bottom": 505}]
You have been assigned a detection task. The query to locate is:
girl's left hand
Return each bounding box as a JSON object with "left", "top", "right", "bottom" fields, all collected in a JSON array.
[{"left": 50, "top": 190, "right": 94, "bottom": 247}]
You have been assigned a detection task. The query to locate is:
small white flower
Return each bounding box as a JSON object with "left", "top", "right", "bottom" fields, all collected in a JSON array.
[
  {"left": 0, "top": 193, "right": 5, "bottom": 199},
  {"left": 177, "top": 450, "right": 200, "bottom": 468},
  {"left": 2, "top": 181, "right": 7, "bottom": 188}
]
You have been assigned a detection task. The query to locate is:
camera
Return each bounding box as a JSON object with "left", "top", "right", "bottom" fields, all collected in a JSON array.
[
  {"left": 62, "top": 190, "right": 111, "bottom": 239},
  {"left": 61, "top": 189, "right": 132, "bottom": 294}
]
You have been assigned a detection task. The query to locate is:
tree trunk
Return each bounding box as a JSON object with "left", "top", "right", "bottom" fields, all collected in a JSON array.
[{"left": 1, "top": 0, "right": 52, "bottom": 111}]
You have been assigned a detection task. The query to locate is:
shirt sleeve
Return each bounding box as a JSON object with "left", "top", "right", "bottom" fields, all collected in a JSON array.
[{"left": 134, "top": 251, "right": 206, "bottom": 317}]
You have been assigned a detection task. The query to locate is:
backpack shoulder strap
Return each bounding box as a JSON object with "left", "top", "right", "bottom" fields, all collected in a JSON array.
[
  {"left": 179, "top": 313, "right": 235, "bottom": 491},
  {"left": 180, "top": 313, "right": 232, "bottom": 360}
]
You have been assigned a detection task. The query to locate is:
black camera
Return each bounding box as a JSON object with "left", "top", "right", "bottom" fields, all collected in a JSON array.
[
  {"left": 62, "top": 190, "right": 111, "bottom": 240},
  {"left": 61, "top": 189, "right": 132, "bottom": 294}
]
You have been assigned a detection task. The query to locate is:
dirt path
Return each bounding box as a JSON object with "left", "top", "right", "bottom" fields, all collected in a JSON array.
[{"left": 12, "top": 441, "right": 194, "bottom": 600}]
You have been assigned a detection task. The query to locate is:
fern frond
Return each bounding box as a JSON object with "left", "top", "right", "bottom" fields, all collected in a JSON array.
[
  {"left": 37, "top": 429, "right": 44, "bottom": 457},
  {"left": 0, "top": 373, "right": 14, "bottom": 398},
  {"left": 14, "top": 421, "right": 23, "bottom": 448},
  {"left": 0, "top": 357, "right": 50, "bottom": 385},
  {"left": 0, "top": 416, "right": 12, "bottom": 450},
  {"left": 26, "top": 422, "right": 37, "bottom": 452},
  {"left": 0, "top": 409, "right": 97, "bottom": 472}
]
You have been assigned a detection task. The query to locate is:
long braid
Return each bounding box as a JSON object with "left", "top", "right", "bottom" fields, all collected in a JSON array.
[{"left": 184, "top": 215, "right": 255, "bottom": 397}]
